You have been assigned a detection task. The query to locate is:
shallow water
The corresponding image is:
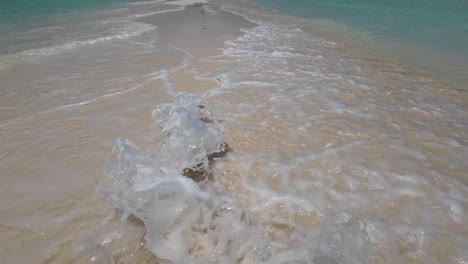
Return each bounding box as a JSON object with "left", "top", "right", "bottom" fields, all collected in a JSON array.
[
  {"left": 0, "top": 0, "right": 143, "bottom": 33},
  {"left": 253, "top": 0, "right": 468, "bottom": 89},
  {"left": 254, "top": 0, "right": 468, "bottom": 53},
  {"left": 0, "top": 0, "right": 467, "bottom": 263}
]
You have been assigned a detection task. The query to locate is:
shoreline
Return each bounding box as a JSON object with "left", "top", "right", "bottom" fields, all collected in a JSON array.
[
  {"left": 0, "top": 3, "right": 257, "bottom": 263},
  {"left": 2, "top": 0, "right": 466, "bottom": 92},
  {"left": 164, "top": 0, "right": 209, "bottom": 5},
  {"left": 244, "top": 0, "right": 468, "bottom": 92},
  {"left": 0, "top": 0, "right": 467, "bottom": 263},
  {"left": 137, "top": 3, "right": 256, "bottom": 94}
]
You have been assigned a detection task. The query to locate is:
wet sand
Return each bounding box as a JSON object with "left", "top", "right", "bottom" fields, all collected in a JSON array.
[
  {"left": 138, "top": 4, "right": 255, "bottom": 93},
  {"left": 1, "top": 0, "right": 467, "bottom": 263},
  {"left": 0, "top": 3, "right": 253, "bottom": 263}
]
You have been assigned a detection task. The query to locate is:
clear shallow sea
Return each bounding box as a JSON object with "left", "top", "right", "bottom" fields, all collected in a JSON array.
[
  {"left": 254, "top": 0, "right": 468, "bottom": 52},
  {"left": 0, "top": 0, "right": 138, "bottom": 32},
  {"left": 0, "top": 0, "right": 467, "bottom": 263},
  {"left": 254, "top": 0, "right": 468, "bottom": 88}
]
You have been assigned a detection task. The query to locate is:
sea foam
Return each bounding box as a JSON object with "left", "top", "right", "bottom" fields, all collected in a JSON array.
[
  {"left": 101, "top": 93, "right": 260, "bottom": 263},
  {"left": 99, "top": 2, "right": 467, "bottom": 263},
  {"left": 101, "top": 92, "right": 377, "bottom": 264}
]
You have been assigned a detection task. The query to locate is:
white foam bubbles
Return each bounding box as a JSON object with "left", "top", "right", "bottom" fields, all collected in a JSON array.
[
  {"left": 189, "top": 4, "right": 468, "bottom": 262},
  {"left": 21, "top": 21, "right": 156, "bottom": 56},
  {"left": 101, "top": 93, "right": 269, "bottom": 263},
  {"left": 102, "top": 93, "right": 374, "bottom": 263},
  {"left": 94, "top": 2, "right": 468, "bottom": 263},
  {"left": 151, "top": 93, "right": 226, "bottom": 172}
]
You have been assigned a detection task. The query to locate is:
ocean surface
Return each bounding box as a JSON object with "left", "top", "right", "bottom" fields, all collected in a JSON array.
[
  {"left": 0, "top": 0, "right": 137, "bottom": 32},
  {"left": 0, "top": 0, "right": 467, "bottom": 263},
  {"left": 254, "top": 0, "right": 468, "bottom": 88},
  {"left": 255, "top": 0, "right": 468, "bottom": 52}
]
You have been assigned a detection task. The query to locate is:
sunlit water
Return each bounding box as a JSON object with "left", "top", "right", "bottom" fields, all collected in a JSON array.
[
  {"left": 253, "top": 0, "right": 468, "bottom": 89},
  {"left": 0, "top": 0, "right": 467, "bottom": 263},
  {"left": 0, "top": 0, "right": 139, "bottom": 33}
]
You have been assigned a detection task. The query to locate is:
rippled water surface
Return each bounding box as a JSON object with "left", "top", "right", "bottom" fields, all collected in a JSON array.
[
  {"left": 0, "top": 0, "right": 467, "bottom": 263},
  {"left": 253, "top": 0, "right": 468, "bottom": 88}
]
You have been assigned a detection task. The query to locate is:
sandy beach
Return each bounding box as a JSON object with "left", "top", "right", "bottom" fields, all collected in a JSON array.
[
  {"left": 0, "top": 0, "right": 467, "bottom": 263},
  {"left": 138, "top": 3, "right": 255, "bottom": 93},
  {"left": 164, "top": 0, "right": 209, "bottom": 5},
  {"left": 0, "top": 3, "right": 255, "bottom": 263}
]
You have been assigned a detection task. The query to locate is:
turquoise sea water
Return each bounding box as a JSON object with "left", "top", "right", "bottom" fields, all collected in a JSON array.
[
  {"left": 0, "top": 0, "right": 137, "bottom": 32},
  {"left": 0, "top": 0, "right": 467, "bottom": 262},
  {"left": 254, "top": 0, "right": 468, "bottom": 86},
  {"left": 255, "top": 0, "right": 468, "bottom": 54}
]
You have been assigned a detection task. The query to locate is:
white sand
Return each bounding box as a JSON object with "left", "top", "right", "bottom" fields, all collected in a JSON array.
[
  {"left": 138, "top": 4, "right": 255, "bottom": 92},
  {"left": 164, "top": 0, "right": 208, "bottom": 6}
]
